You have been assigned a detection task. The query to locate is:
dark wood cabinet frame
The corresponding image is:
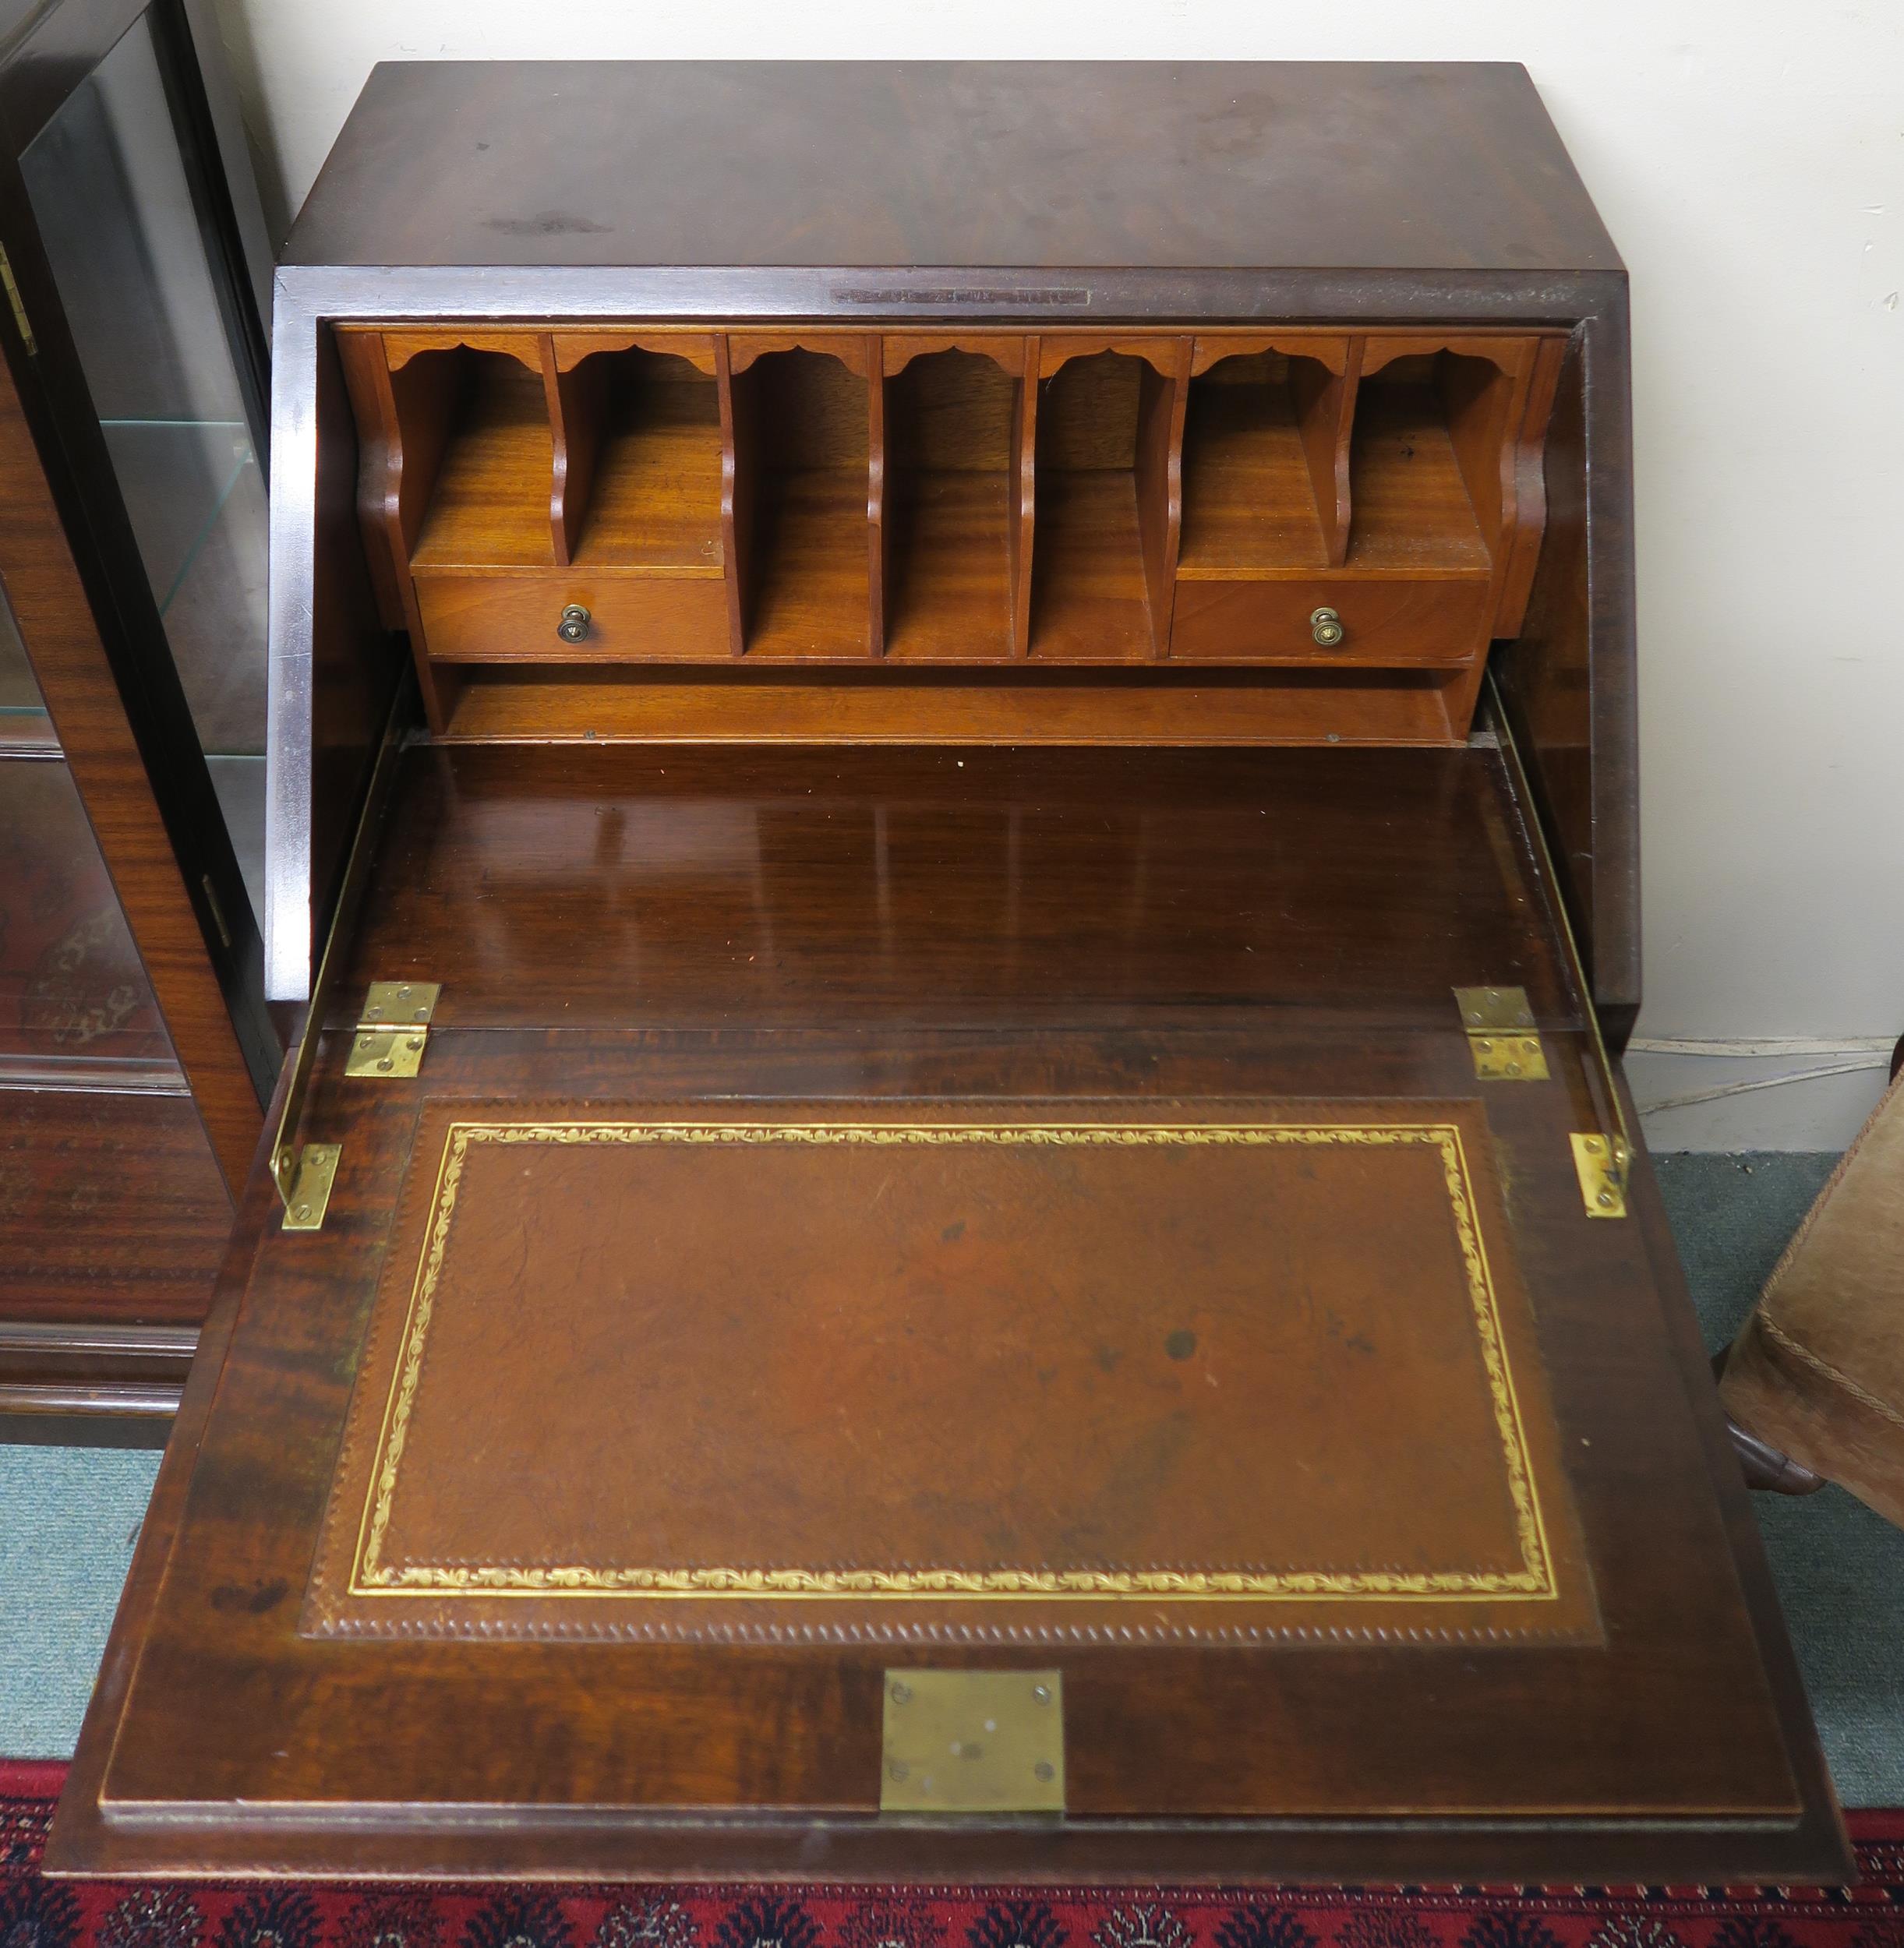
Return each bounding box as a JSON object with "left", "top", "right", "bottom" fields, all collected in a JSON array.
[{"left": 260, "top": 65, "right": 1637, "bottom": 1036}]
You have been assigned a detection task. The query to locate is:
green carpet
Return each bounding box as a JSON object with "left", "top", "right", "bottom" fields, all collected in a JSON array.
[
  {"left": 1655, "top": 1152, "right": 1904, "bottom": 1807},
  {"left": 2, "top": 1151, "right": 1900, "bottom": 1802},
  {"left": 0, "top": 1443, "right": 155, "bottom": 1760}
]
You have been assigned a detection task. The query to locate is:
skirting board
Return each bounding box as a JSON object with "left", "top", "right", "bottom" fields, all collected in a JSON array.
[{"left": 1633, "top": 1050, "right": 1891, "bottom": 1152}]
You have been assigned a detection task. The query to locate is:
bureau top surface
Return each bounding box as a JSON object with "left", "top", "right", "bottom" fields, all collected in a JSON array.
[{"left": 283, "top": 61, "right": 1620, "bottom": 279}]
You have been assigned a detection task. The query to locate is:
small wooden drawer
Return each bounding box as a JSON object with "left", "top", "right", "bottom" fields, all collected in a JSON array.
[
  {"left": 1168, "top": 576, "right": 1491, "bottom": 665},
  {"left": 413, "top": 573, "right": 731, "bottom": 663}
]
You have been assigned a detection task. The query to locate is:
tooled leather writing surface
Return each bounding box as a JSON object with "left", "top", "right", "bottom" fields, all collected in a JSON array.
[{"left": 305, "top": 1094, "right": 1593, "bottom": 1644}]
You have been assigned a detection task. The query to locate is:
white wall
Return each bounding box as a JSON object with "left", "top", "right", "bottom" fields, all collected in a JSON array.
[{"left": 206, "top": 0, "right": 1904, "bottom": 1148}]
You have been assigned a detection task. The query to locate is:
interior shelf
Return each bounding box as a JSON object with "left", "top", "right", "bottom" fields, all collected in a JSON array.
[
  {"left": 1178, "top": 350, "right": 1333, "bottom": 574},
  {"left": 438, "top": 662, "right": 1467, "bottom": 747},
  {"left": 883, "top": 351, "right": 1019, "bottom": 661},
  {"left": 733, "top": 349, "right": 872, "bottom": 658},
  {"left": 567, "top": 348, "right": 723, "bottom": 573},
  {"left": 1029, "top": 351, "right": 1167, "bottom": 661},
  {"left": 1346, "top": 354, "right": 1491, "bottom": 574},
  {"left": 408, "top": 350, "right": 554, "bottom": 571}
]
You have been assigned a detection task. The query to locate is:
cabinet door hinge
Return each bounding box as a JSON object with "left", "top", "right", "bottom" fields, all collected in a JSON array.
[
  {"left": 280, "top": 1143, "right": 342, "bottom": 1232},
  {"left": 276, "top": 983, "right": 438, "bottom": 1233},
  {"left": 1571, "top": 1132, "right": 1630, "bottom": 1219},
  {"left": 0, "top": 245, "right": 37, "bottom": 356},
  {"left": 271, "top": 686, "right": 415, "bottom": 1234}
]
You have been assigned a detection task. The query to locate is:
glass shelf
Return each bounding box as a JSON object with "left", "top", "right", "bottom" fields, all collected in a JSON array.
[{"left": 21, "top": 10, "right": 270, "bottom": 926}]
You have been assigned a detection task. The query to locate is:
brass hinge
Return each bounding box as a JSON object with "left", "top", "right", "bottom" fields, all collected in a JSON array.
[
  {"left": 0, "top": 245, "right": 35, "bottom": 356},
  {"left": 881, "top": 1669, "right": 1065, "bottom": 1815},
  {"left": 1454, "top": 985, "right": 1549, "bottom": 1081},
  {"left": 1571, "top": 1131, "right": 1630, "bottom": 1219},
  {"left": 200, "top": 873, "right": 232, "bottom": 951},
  {"left": 344, "top": 980, "right": 440, "bottom": 1078},
  {"left": 270, "top": 680, "right": 415, "bottom": 1234},
  {"left": 274, "top": 982, "right": 436, "bottom": 1232},
  {"left": 280, "top": 1142, "right": 341, "bottom": 1232},
  {"left": 1480, "top": 671, "right": 1636, "bottom": 1222}
]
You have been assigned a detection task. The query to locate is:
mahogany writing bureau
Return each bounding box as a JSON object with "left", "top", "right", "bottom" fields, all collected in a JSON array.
[{"left": 51, "top": 61, "right": 1849, "bottom": 1885}]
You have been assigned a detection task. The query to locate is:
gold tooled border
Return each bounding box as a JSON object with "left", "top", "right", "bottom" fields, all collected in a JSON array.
[{"left": 349, "top": 1120, "right": 1556, "bottom": 1603}]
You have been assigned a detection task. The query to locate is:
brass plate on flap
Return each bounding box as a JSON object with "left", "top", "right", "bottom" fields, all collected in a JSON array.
[
  {"left": 1454, "top": 986, "right": 1546, "bottom": 1081},
  {"left": 880, "top": 1670, "right": 1065, "bottom": 1814},
  {"left": 344, "top": 981, "right": 440, "bottom": 1078},
  {"left": 1571, "top": 1132, "right": 1629, "bottom": 1219},
  {"left": 1454, "top": 985, "right": 1536, "bottom": 1033},
  {"left": 1470, "top": 1034, "right": 1549, "bottom": 1082},
  {"left": 362, "top": 980, "right": 441, "bottom": 1029},
  {"left": 345, "top": 1029, "right": 430, "bottom": 1078},
  {"left": 281, "top": 1143, "right": 341, "bottom": 1233}
]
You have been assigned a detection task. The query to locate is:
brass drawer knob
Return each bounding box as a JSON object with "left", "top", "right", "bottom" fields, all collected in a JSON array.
[
  {"left": 557, "top": 603, "right": 592, "bottom": 644},
  {"left": 1310, "top": 605, "right": 1344, "bottom": 648}
]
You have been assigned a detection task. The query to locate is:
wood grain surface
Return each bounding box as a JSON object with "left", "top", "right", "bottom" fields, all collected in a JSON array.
[
  {"left": 48, "top": 739, "right": 1844, "bottom": 1883},
  {"left": 287, "top": 65, "right": 1621, "bottom": 276}
]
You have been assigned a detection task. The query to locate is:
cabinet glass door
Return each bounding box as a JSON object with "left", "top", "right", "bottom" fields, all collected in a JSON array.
[
  {"left": 19, "top": 9, "right": 269, "bottom": 926},
  {"left": 0, "top": 578, "right": 55, "bottom": 750},
  {"left": 0, "top": 588, "right": 175, "bottom": 1087}
]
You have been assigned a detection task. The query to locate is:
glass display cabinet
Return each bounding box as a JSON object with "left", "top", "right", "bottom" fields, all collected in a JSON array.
[{"left": 0, "top": 0, "right": 277, "bottom": 1425}]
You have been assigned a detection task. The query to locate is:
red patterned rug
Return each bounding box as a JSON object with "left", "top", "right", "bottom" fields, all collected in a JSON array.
[{"left": 5, "top": 1764, "right": 1900, "bottom": 1948}]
